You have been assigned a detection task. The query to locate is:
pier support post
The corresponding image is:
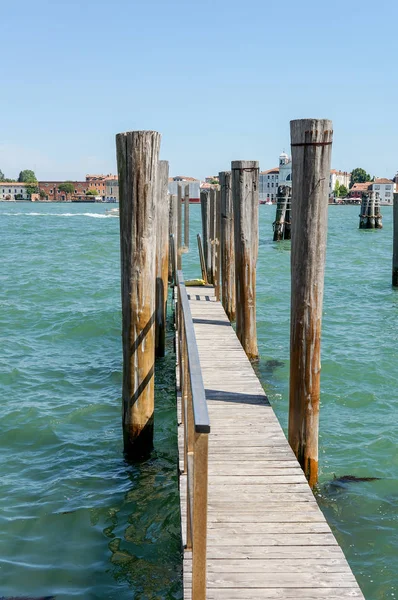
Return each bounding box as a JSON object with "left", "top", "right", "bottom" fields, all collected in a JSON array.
[
  {"left": 231, "top": 160, "right": 259, "bottom": 360},
  {"left": 177, "top": 184, "right": 183, "bottom": 269},
  {"left": 168, "top": 194, "right": 178, "bottom": 281},
  {"left": 116, "top": 130, "right": 161, "bottom": 458},
  {"left": 184, "top": 184, "right": 190, "bottom": 249},
  {"left": 155, "top": 160, "right": 169, "bottom": 357},
  {"left": 214, "top": 189, "right": 221, "bottom": 301},
  {"left": 393, "top": 193, "right": 398, "bottom": 286},
  {"left": 288, "top": 119, "right": 333, "bottom": 488},
  {"left": 200, "top": 190, "right": 212, "bottom": 283},
  {"left": 219, "top": 171, "right": 235, "bottom": 320},
  {"left": 273, "top": 185, "right": 291, "bottom": 241},
  {"left": 209, "top": 188, "right": 217, "bottom": 286}
]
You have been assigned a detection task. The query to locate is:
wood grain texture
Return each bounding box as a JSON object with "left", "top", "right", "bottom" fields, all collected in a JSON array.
[
  {"left": 155, "top": 160, "right": 169, "bottom": 357},
  {"left": 288, "top": 119, "right": 333, "bottom": 487},
  {"left": 178, "top": 283, "right": 364, "bottom": 599},
  {"left": 184, "top": 184, "right": 190, "bottom": 249},
  {"left": 177, "top": 184, "right": 183, "bottom": 269},
  {"left": 200, "top": 190, "right": 212, "bottom": 283},
  {"left": 231, "top": 160, "right": 259, "bottom": 359},
  {"left": 168, "top": 194, "right": 178, "bottom": 281},
  {"left": 116, "top": 130, "right": 160, "bottom": 457},
  {"left": 219, "top": 171, "right": 236, "bottom": 320},
  {"left": 394, "top": 193, "right": 398, "bottom": 286}
]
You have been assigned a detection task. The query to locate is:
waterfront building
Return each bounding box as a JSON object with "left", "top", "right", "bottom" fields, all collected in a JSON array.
[
  {"left": 39, "top": 181, "right": 88, "bottom": 202},
  {"left": 349, "top": 179, "right": 395, "bottom": 204},
  {"left": 259, "top": 152, "right": 292, "bottom": 203},
  {"left": 105, "top": 176, "right": 118, "bottom": 202},
  {"left": 168, "top": 176, "right": 200, "bottom": 203},
  {"left": 1, "top": 182, "right": 32, "bottom": 201},
  {"left": 369, "top": 178, "right": 395, "bottom": 204},
  {"left": 330, "top": 170, "right": 350, "bottom": 196}
]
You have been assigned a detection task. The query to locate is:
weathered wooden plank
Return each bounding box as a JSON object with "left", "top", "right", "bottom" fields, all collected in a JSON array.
[{"left": 178, "top": 276, "right": 364, "bottom": 599}]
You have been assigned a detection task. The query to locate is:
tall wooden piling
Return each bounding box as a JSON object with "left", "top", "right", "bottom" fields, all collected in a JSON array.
[
  {"left": 155, "top": 160, "right": 169, "bottom": 358},
  {"left": 184, "top": 184, "right": 190, "bottom": 249},
  {"left": 393, "top": 193, "right": 398, "bottom": 286},
  {"left": 214, "top": 189, "right": 221, "bottom": 301},
  {"left": 273, "top": 185, "right": 292, "bottom": 241},
  {"left": 219, "top": 171, "right": 235, "bottom": 321},
  {"left": 177, "top": 184, "right": 183, "bottom": 269},
  {"left": 116, "top": 130, "right": 161, "bottom": 457},
  {"left": 288, "top": 118, "right": 333, "bottom": 488},
  {"left": 209, "top": 187, "right": 216, "bottom": 285},
  {"left": 200, "top": 190, "right": 212, "bottom": 283},
  {"left": 231, "top": 160, "right": 259, "bottom": 360},
  {"left": 168, "top": 194, "right": 178, "bottom": 281}
]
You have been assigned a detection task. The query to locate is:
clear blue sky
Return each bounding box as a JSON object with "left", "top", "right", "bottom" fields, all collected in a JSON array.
[{"left": 2, "top": 0, "right": 396, "bottom": 181}]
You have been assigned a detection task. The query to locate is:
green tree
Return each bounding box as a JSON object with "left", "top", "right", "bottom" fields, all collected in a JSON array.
[
  {"left": 334, "top": 180, "right": 340, "bottom": 197},
  {"left": 58, "top": 182, "right": 75, "bottom": 195},
  {"left": 18, "top": 170, "right": 37, "bottom": 183},
  {"left": 350, "top": 168, "right": 371, "bottom": 187},
  {"left": 86, "top": 188, "right": 98, "bottom": 196},
  {"left": 0, "top": 169, "right": 5, "bottom": 181},
  {"left": 39, "top": 190, "right": 46, "bottom": 199},
  {"left": 26, "top": 184, "right": 39, "bottom": 196},
  {"left": 339, "top": 184, "right": 348, "bottom": 197}
]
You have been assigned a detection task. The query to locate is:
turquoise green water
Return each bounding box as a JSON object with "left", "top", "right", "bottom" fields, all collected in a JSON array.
[
  {"left": 1, "top": 203, "right": 397, "bottom": 599},
  {"left": 0, "top": 204, "right": 181, "bottom": 599}
]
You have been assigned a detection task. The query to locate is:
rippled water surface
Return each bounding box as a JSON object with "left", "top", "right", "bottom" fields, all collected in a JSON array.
[
  {"left": 1, "top": 202, "right": 397, "bottom": 599},
  {"left": 0, "top": 204, "right": 181, "bottom": 599}
]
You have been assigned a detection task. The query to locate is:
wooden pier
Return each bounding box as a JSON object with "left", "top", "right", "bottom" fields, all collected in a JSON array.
[{"left": 177, "top": 284, "right": 365, "bottom": 600}]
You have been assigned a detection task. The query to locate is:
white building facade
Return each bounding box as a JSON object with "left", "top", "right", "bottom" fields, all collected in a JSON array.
[
  {"left": 168, "top": 177, "right": 200, "bottom": 202},
  {"left": 259, "top": 152, "right": 292, "bottom": 202},
  {"left": 329, "top": 170, "right": 350, "bottom": 197},
  {"left": 369, "top": 179, "right": 395, "bottom": 204},
  {"left": 1, "top": 182, "right": 32, "bottom": 200}
]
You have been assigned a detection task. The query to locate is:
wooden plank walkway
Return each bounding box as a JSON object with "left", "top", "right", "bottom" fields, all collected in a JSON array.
[{"left": 178, "top": 285, "right": 365, "bottom": 600}]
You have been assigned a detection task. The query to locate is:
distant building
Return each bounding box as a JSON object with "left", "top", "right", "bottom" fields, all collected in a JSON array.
[
  {"left": 105, "top": 176, "right": 118, "bottom": 202},
  {"left": 205, "top": 176, "right": 219, "bottom": 184},
  {"left": 39, "top": 181, "right": 88, "bottom": 202},
  {"left": 168, "top": 176, "right": 200, "bottom": 203},
  {"left": 369, "top": 179, "right": 395, "bottom": 204},
  {"left": 1, "top": 182, "right": 32, "bottom": 201},
  {"left": 349, "top": 182, "right": 371, "bottom": 200},
  {"left": 259, "top": 152, "right": 292, "bottom": 202},
  {"left": 86, "top": 174, "right": 117, "bottom": 200},
  {"left": 349, "top": 179, "right": 395, "bottom": 204},
  {"left": 330, "top": 170, "right": 350, "bottom": 196}
]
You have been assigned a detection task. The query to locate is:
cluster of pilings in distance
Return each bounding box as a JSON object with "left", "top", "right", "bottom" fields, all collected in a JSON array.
[{"left": 359, "top": 191, "right": 383, "bottom": 229}]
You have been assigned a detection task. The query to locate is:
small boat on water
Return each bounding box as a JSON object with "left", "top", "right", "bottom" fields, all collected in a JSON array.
[{"left": 105, "top": 207, "right": 119, "bottom": 216}]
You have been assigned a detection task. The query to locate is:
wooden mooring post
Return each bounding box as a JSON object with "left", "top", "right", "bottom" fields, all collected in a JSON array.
[
  {"left": 200, "top": 190, "right": 212, "bottom": 283},
  {"left": 177, "top": 184, "right": 183, "bottom": 268},
  {"left": 184, "top": 184, "right": 190, "bottom": 249},
  {"left": 168, "top": 194, "right": 177, "bottom": 281},
  {"left": 155, "top": 160, "right": 169, "bottom": 358},
  {"left": 359, "top": 191, "right": 383, "bottom": 229},
  {"left": 219, "top": 170, "right": 235, "bottom": 321},
  {"left": 288, "top": 119, "right": 333, "bottom": 488},
  {"left": 209, "top": 187, "right": 216, "bottom": 286},
  {"left": 273, "top": 185, "right": 292, "bottom": 241},
  {"left": 214, "top": 188, "right": 221, "bottom": 301},
  {"left": 116, "top": 130, "right": 161, "bottom": 457},
  {"left": 393, "top": 193, "right": 398, "bottom": 286},
  {"left": 231, "top": 160, "right": 259, "bottom": 360}
]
